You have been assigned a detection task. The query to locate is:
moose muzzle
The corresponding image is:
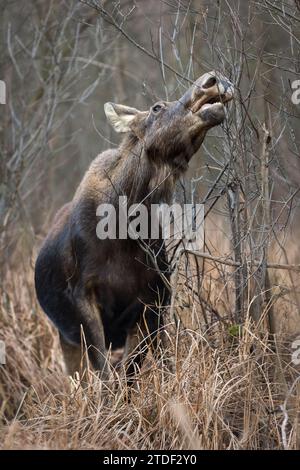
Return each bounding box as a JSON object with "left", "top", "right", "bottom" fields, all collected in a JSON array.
[{"left": 180, "top": 70, "right": 234, "bottom": 124}]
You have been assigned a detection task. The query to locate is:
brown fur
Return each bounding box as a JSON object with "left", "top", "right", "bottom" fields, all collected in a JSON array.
[{"left": 34, "top": 71, "right": 234, "bottom": 382}]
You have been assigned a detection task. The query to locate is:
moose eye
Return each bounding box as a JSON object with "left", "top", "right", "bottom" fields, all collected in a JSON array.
[{"left": 152, "top": 103, "right": 163, "bottom": 114}]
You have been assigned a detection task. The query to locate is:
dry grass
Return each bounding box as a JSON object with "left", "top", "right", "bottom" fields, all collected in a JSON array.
[{"left": 0, "top": 264, "right": 299, "bottom": 450}]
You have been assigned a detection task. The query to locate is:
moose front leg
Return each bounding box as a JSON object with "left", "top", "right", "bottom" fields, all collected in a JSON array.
[
  {"left": 122, "top": 307, "right": 165, "bottom": 387},
  {"left": 59, "top": 286, "right": 109, "bottom": 380},
  {"left": 60, "top": 333, "right": 86, "bottom": 377},
  {"left": 76, "top": 294, "right": 109, "bottom": 379}
]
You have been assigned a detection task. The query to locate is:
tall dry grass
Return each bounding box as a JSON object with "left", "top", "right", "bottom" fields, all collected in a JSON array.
[{"left": 0, "top": 261, "right": 299, "bottom": 450}]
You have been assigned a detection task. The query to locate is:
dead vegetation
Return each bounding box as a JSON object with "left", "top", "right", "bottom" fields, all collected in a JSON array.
[{"left": 0, "top": 262, "right": 299, "bottom": 450}]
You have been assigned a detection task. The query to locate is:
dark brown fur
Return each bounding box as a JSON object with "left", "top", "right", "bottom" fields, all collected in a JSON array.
[{"left": 35, "top": 71, "right": 234, "bottom": 381}]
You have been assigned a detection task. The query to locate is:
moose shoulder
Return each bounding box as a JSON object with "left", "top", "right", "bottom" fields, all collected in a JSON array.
[{"left": 35, "top": 71, "right": 234, "bottom": 382}]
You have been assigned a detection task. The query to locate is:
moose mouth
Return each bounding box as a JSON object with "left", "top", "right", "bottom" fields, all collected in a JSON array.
[{"left": 191, "top": 93, "right": 233, "bottom": 115}]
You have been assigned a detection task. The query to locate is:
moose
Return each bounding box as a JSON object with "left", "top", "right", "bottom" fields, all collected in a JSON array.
[{"left": 35, "top": 71, "right": 234, "bottom": 382}]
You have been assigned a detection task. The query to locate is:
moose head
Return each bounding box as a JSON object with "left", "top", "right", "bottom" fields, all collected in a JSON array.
[{"left": 104, "top": 70, "right": 234, "bottom": 171}]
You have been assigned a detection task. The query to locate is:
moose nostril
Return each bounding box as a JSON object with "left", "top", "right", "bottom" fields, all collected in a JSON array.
[{"left": 203, "top": 76, "right": 217, "bottom": 89}]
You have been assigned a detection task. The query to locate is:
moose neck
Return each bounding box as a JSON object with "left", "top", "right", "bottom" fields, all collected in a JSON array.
[{"left": 113, "top": 134, "right": 182, "bottom": 207}]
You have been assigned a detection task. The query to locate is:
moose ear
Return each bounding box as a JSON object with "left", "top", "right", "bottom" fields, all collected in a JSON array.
[{"left": 104, "top": 102, "right": 140, "bottom": 133}]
